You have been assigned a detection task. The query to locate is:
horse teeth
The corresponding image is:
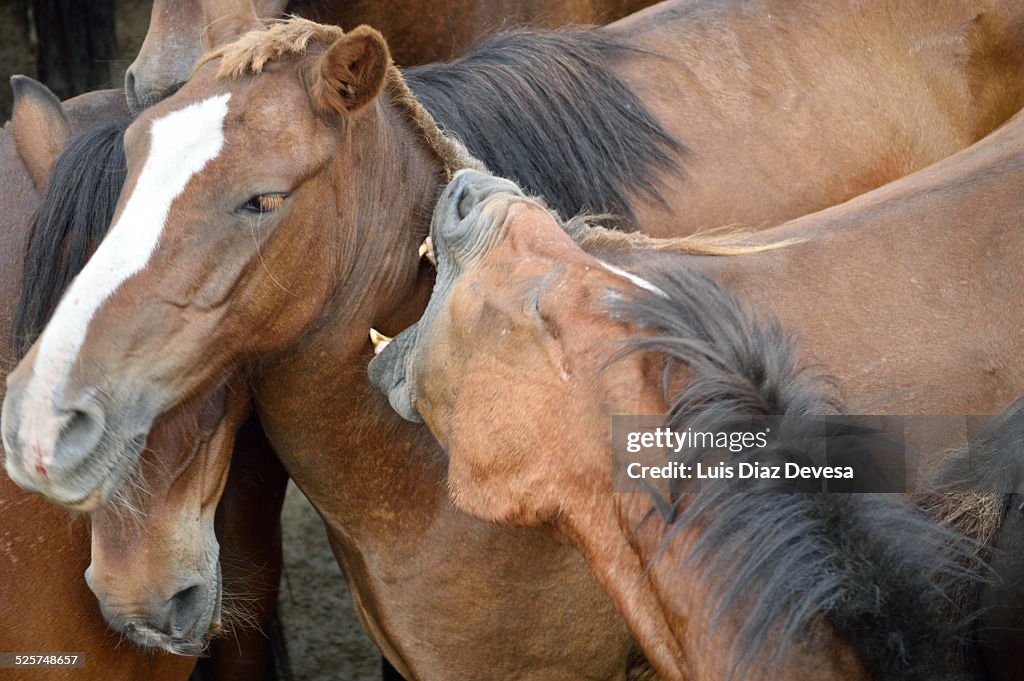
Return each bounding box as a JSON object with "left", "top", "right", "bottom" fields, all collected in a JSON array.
[
  {"left": 369, "top": 328, "right": 393, "bottom": 355},
  {"left": 418, "top": 237, "right": 436, "bottom": 265}
]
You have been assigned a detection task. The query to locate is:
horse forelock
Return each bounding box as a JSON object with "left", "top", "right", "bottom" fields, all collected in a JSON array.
[
  {"left": 194, "top": 17, "right": 344, "bottom": 79},
  {"left": 193, "top": 17, "right": 484, "bottom": 182}
]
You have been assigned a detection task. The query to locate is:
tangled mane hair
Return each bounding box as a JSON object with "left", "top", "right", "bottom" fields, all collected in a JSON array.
[
  {"left": 606, "top": 265, "right": 980, "bottom": 680},
  {"left": 919, "top": 396, "right": 1024, "bottom": 559},
  {"left": 564, "top": 215, "right": 801, "bottom": 256},
  {"left": 406, "top": 29, "right": 683, "bottom": 226}
]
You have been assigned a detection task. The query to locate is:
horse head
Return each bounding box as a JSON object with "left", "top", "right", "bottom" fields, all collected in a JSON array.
[
  {"left": 124, "top": 0, "right": 284, "bottom": 113},
  {"left": 2, "top": 17, "right": 398, "bottom": 510},
  {"left": 3, "top": 76, "right": 276, "bottom": 656}
]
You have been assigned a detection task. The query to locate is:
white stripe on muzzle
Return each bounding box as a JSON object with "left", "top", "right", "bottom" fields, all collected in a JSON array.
[{"left": 17, "top": 93, "right": 232, "bottom": 467}]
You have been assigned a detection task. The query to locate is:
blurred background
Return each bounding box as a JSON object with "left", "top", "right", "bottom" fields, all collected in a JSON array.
[{"left": 0, "top": 0, "right": 151, "bottom": 120}]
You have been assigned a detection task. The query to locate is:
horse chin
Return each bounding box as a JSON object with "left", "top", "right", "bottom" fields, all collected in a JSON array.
[
  {"left": 122, "top": 621, "right": 215, "bottom": 657},
  {"left": 118, "top": 578, "right": 223, "bottom": 657}
]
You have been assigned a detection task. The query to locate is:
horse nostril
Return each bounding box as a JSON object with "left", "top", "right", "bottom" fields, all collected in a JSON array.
[
  {"left": 124, "top": 68, "right": 142, "bottom": 114},
  {"left": 456, "top": 182, "right": 480, "bottom": 220},
  {"left": 168, "top": 584, "right": 204, "bottom": 637},
  {"left": 55, "top": 407, "right": 105, "bottom": 464}
]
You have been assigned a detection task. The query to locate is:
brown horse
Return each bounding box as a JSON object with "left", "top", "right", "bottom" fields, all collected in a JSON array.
[
  {"left": 7, "top": 7, "right": 1024, "bottom": 678},
  {"left": 126, "top": 0, "right": 656, "bottom": 111},
  {"left": 1, "top": 80, "right": 287, "bottom": 679},
  {"left": 371, "top": 100, "right": 1024, "bottom": 675},
  {"left": 368, "top": 171, "right": 979, "bottom": 681}
]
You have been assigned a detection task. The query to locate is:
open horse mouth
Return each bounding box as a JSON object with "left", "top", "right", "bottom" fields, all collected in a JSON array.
[{"left": 370, "top": 169, "right": 528, "bottom": 421}]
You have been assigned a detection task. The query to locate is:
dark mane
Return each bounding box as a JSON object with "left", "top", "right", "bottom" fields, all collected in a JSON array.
[
  {"left": 927, "top": 396, "right": 1024, "bottom": 548},
  {"left": 938, "top": 395, "right": 1024, "bottom": 500},
  {"left": 405, "top": 29, "right": 684, "bottom": 226},
  {"left": 12, "top": 117, "right": 131, "bottom": 357},
  {"left": 607, "top": 266, "right": 978, "bottom": 680}
]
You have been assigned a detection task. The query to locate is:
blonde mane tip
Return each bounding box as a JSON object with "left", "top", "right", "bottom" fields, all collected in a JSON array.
[{"left": 575, "top": 224, "right": 802, "bottom": 257}]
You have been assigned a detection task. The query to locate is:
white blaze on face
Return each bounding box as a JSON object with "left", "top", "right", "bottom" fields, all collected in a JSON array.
[{"left": 17, "top": 93, "right": 232, "bottom": 468}]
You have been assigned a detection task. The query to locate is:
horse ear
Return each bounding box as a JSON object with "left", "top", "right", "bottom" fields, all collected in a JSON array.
[
  {"left": 10, "top": 75, "right": 70, "bottom": 193},
  {"left": 313, "top": 26, "right": 390, "bottom": 116},
  {"left": 203, "top": 0, "right": 263, "bottom": 50}
]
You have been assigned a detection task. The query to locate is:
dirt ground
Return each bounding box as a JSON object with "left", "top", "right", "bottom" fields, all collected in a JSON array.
[{"left": 280, "top": 483, "right": 383, "bottom": 681}]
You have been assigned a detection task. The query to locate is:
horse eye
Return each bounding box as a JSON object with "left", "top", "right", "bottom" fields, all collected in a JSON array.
[{"left": 238, "top": 193, "right": 287, "bottom": 215}]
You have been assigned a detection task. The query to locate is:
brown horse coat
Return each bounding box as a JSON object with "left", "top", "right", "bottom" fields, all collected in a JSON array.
[
  {"left": 125, "top": 0, "right": 656, "bottom": 111},
  {"left": 0, "top": 86, "right": 196, "bottom": 681},
  {"left": 372, "top": 108, "right": 1024, "bottom": 677},
  {"left": 8, "top": 7, "right": 1024, "bottom": 678}
]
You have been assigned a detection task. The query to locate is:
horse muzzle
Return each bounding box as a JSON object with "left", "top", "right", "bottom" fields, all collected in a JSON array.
[
  {"left": 2, "top": 372, "right": 151, "bottom": 510},
  {"left": 86, "top": 564, "right": 222, "bottom": 656}
]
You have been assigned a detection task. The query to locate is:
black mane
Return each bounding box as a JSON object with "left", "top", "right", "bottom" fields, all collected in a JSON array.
[
  {"left": 607, "top": 265, "right": 978, "bottom": 680},
  {"left": 939, "top": 395, "right": 1024, "bottom": 500},
  {"left": 12, "top": 117, "right": 131, "bottom": 357},
  {"left": 406, "top": 28, "right": 684, "bottom": 226}
]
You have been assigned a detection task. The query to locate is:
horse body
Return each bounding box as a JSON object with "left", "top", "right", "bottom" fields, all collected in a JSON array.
[
  {"left": 126, "top": 0, "right": 656, "bottom": 111},
  {"left": 301, "top": 0, "right": 655, "bottom": 65},
  {"left": 237, "top": 77, "right": 635, "bottom": 679},
  {"left": 604, "top": 0, "right": 1024, "bottom": 234},
  {"left": 370, "top": 109, "right": 1024, "bottom": 676},
  {"left": 133, "top": 0, "right": 1024, "bottom": 232},
  {"left": 644, "top": 106, "right": 1024, "bottom": 418}
]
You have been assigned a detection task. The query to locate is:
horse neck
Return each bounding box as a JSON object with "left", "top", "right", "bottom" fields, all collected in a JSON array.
[
  {"left": 251, "top": 89, "right": 448, "bottom": 501},
  {"left": 321, "top": 95, "right": 447, "bottom": 344}
]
